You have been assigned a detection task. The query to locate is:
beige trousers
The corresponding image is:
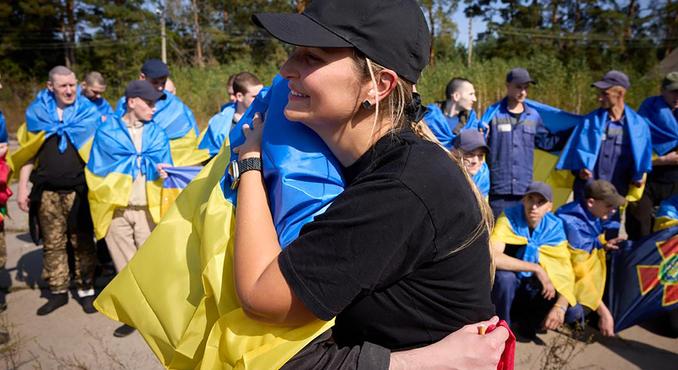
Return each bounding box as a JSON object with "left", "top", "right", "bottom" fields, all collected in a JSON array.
[{"left": 105, "top": 206, "right": 155, "bottom": 272}]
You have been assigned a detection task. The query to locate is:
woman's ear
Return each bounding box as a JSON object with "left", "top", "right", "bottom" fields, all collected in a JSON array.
[{"left": 373, "top": 69, "right": 398, "bottom": 104}]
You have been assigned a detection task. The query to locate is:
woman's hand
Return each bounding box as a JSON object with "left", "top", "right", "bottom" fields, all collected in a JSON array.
[
  {"left": 389, "top": 316, "right": 509, "bottom": 370},
  {"left": 234, "top": 113, "right": 264, "bottom": 160}
]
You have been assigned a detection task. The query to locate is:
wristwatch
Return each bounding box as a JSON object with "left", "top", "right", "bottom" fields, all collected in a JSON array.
[{"left": 228, "top": 157, "right": 262, "bottom": 190}]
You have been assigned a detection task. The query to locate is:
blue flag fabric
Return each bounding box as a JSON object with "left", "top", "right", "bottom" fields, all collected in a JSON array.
[
  {"left": 423, "top": 104, "right": 483, "bottom": 148},
  {"left": 25, "top": 89, "right": 101, "bottom": 153},
  {"left": 0, "top": 111, "right": 7, "bottom": 143},
  {"left": 163, "top": 166, "right": 203, "bottom": 189},
  {"left": 556, "top": 106, "right": 653, "bottom": 180},
  {"left": 555, "top": 201, "right": 604, "bottom": 254},
  {"left": 606, "top": 225, "right": 678, "bottom": 332},
  {"left": 473, "top": 162, "right": 490, "bottom": 197},
  {"left": 92, "top": 97, "right": 114, "bottom": 118},
  {"left": 657, "top": 196, "right": 678, "bottom": 220},
  {"left": 638, "top": 96, "right": 678, "bottom": 156},
  {"left": 222, "top": 75, "right": 345, "bottom": 248},
  {"left": 115, "top": 91, "right": 199, "bottom": 140},
  {"left": 504, "top": 204, "right": 568, "bottom": 278},
  {"left": 480, "top": 98, "right": 581, "bottom": 134},
  {"left": 87, "top": 115, "right": 172, "bottom": 181},
  {"left": 198, "top": 102, "right": 237, "bottom": 157}
]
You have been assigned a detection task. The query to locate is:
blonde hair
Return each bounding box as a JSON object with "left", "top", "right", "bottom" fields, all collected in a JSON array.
[{"left": 353, "top": 54, "right": 494, "bottom": 260}]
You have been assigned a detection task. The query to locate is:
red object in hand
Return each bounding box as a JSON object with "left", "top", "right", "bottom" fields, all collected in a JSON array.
[{"left": 485, "top": 320, "right": 515, "bottom": 370}]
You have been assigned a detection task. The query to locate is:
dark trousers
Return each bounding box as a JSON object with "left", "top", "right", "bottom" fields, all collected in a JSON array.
[
  {"left": 626, "top": 179, "right": 678, "bottom": 240},
  {"left": 489, "top": 194, "right": 524, "bottom": 220},
  {"left": 492, "top": 271, "right": 584, "bottom": 334}
]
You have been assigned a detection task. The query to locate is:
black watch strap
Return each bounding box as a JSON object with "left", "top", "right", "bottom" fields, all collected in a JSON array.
[{"left": 238, "top": 157, "right": 262, "bottom": 174}]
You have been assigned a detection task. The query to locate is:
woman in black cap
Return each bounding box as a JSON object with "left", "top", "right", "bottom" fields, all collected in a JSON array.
[{"left": 230, "top": 0, "right": 507, "bottom": 368}]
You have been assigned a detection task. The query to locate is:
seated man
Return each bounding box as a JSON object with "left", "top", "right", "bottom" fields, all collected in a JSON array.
[
  {"left": 491, "top": 182, "right": 578, "bottom": 338},
  {"left": 556, "top": 180, "right": 627, "bottom": 337},
  {"left": 453, "top": 130, "right": 490, "bottom": 197}
]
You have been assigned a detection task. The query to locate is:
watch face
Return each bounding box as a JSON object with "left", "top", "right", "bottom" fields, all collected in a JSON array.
[{"left": 228, "top": 160, "right": 239, "bottom": 189}]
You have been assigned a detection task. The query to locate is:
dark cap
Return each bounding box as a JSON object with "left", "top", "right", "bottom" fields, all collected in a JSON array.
[
  {"left": 252, "top": 0, "right": 431, "bottom": 83},
  {"left": 125, "top": 80, "right": 166, "bottom": 102},
  {"left": 506, "top": 68, "right": 537, "bottom": 85},
  {"left": 454, "top": 130, "right": 489, "bottom": 153},
  {"left": 141, "top": 59, "right": 170, "bottom": 79},
  {"left": 592, "top": 70, "right": 630, "bottom": 90},
  {"left": 662, "top": 72, "right": 678, "bottom": 91},
  {"left": 525, "top": 182, "right": 553, "bottom": 203},
  {"left": 585, "top": 180, "right": 626, "bottom": 208}
]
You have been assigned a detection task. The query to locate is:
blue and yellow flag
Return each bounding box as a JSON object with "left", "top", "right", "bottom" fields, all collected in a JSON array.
[
  {"left": 606, "top": 225, "right": 678, "bottom": 332},
  {"left": 159, "top": 166, "right": 203, "bottom": 217},
  {"left": 556, "top": 201, "right": 607, "bottom": 310},
  {"left": 473, "top": 162, "right": 490, "bottom": 198},
  {"left": 655, "top": 196, "right": 678, "bottom": 232},
  {"left": 85, "top": 115, "right": 172, "bottom": 240},
  {"left": 95, "top": 75, "right": 344, "bottom": 369},
  {"left": 116, "top": 91, "right": 208, "bottom": 166},
  {"left": 9, "top": 89, "right": 101, "bottom": 177},
  {"left": 492, "top": 204, "right": 576, "bottom": 305},
  {"left": 638, "top": 96, "right": 678, "bottom": 157},
  {"left": 423, "top": 104, "right": 483, "bottom": 149}
]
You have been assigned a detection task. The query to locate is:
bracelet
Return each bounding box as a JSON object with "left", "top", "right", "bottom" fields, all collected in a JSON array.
[{"left": 553, "top": 303, "right": 568, "bottom": 314}]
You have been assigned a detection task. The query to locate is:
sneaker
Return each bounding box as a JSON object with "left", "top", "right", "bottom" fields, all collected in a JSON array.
[
  {"left": 36, "top": 293, "right": 68, "bottom": 316},
  {"left": 80, "top": 295, "right": 97, "bottom": 314},
  {"left": 113, "top": 324, "right": 135, "bottom": 338}
]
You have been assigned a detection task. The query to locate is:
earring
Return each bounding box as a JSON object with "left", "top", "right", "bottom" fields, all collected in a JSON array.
[{"left": 362, "top": 100, "right": 373, "bottom": 109}]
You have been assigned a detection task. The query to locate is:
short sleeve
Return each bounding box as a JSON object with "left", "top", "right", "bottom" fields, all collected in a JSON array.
[{"left": 279, "top": 177, "right": 434, "bottom": 321}]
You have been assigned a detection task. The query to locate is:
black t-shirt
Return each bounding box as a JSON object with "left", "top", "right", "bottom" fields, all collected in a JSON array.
[
  {"left": 30, "top": 135, "right": 86, "bottom": 190},
  {"left": 279, "top": 127, "right": 495, "bottom": 351}
]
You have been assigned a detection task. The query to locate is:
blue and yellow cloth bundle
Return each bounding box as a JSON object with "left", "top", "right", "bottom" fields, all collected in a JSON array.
[
  {"left": 95, "top": 75, "right": 345, "bottom": 369},
  {"left": 638, "top": 96, "right": 678, "bottom": 157},
  {"left": 655, "top": 196, "right": 678, "bottom": 232}
]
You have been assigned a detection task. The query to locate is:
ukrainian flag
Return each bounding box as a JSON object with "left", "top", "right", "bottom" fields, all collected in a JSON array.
[
  {"left": 8, "top": 89, "right": 101, "bottom": 177},
  {"left": 492, "top": 204, "right": 576, "bottom": 306},
  {"left": 638, "top": 96, "right": 678, "bottom": 157},
  {"left": 655, "top": 196, "right": 678, "bottom": 232},
  {"left": 85, "top": 115, "right": 172, "bottom": 240},
  {"left": 116, "top": 91, "right": 209, "bottom": 166},
  {"left": 160, "top": 166, "right": 202, "bottom": 218},
  {"left": 95, "top": 76, "right": 345, "bottom": 369}
]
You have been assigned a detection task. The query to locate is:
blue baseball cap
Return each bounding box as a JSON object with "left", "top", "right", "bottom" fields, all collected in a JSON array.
[
  {"left": 525, "top": 182, "right": 553, "bottom": 202},
  {"left": 454, "top": 130, "right": 489, "bottom": 152},
  {"left": 506, "top": 68, "right": 537, "bottom": 85},
  {"left": 592, "top": 70, "right": 630, "bottom": 90},
  {"left": 125, "top": 80, "right": 166, "bottom": 102},
  {"left": 141, "top": 59, "right": 170, "bottom": 79}
]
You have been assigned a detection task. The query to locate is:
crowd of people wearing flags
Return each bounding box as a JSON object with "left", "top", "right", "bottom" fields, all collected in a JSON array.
[{"left": 0, "top": 0, "right": 677, "bottom": 367}]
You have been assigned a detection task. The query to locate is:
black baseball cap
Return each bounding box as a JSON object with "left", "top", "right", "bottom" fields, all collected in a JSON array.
[
  {"left": 252, "top": 0, "right": 431, "bottom": 84},
  {"left": 525, "top": 182, "right": 553, "bottom": 203},
  {"left": 506, "top": 68, "right": 537, "bottom": 85},
  {"left": 125, "top": 80, "right": 166, "bottom": 102},
  {"left": 141, "top": 59, "right": 170, "bottom": 79},
  {"left": 454, "top": 130, "right": 489, "bottom": 153},
  {"left": 592, "top": 70, "right": 630, "bottom": 90}
]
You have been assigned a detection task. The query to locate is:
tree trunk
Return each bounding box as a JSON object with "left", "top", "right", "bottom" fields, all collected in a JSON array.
[
  {"left": 192, "top": 0, "right": 204, "bottom": 67},
  {"left": 62, "top": 0, "right": 76, "bottom": 68},
  {"left": 428, "top": 3, "right": 435, "bottom": 66}
]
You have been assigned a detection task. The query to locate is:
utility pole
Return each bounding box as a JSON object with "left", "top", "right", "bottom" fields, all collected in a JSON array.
[
  {"left": 159, "top": 2, "right": 167, "bottom": 63},
  {"left": 467, "top": 16, "right": 473, "bottom": 67}
]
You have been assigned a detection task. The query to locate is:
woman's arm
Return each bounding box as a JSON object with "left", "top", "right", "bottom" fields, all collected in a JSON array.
[{"left": 234, "top": 114, "right": 316, "bottom": 325}]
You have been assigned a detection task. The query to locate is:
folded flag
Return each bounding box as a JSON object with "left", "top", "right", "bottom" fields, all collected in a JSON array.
[
  {"left": 655, "top": 196, "right": 678, "bottom": 232},
  {"left": 606, "top": 225, "right": 678, "bottom": 332},
  {"left": 160, "top": 166, "right": 203, "bottom": 217}
]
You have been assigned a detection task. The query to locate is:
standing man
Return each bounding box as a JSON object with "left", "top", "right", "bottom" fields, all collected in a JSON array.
[
  {"left": 80, "top": 71, "right": 113, "bottom": 119},
  {"left": 14, "top": 66, "right": 100, "bottom": 315},
  {"left": 483, "top": 68, "right": 567, "bottom": 218},
  {"left": 423, "top": 77, "right": 482, "bottom": 149},
  {"left": 626, "top": 72, "right": 678, "bottom": 239},
  {"left": 557, "top": 71, "right": 652, "bottom": 237},
  {"left": 87, "top": 80, "right": 172, "bottom": 337},
  {"left": 115, "top": 59, "right": 207, "bottom": 166}
]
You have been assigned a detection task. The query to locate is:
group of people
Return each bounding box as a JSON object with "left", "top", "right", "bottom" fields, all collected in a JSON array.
[{"left": 0, "top": 0, "right": 676, "bottom": 367}]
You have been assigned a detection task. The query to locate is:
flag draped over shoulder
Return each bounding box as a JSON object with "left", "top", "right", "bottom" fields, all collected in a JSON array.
[
  {"left": 473, "top": 162, "right": 490, "bottom": 198},
  {"left": 655, "top": 196, "right": 678, "bottom": 232},
  {"left": 197, "top": 102, "right": 237, "bottom": 158},
  {"left": 85, "top": 115, "right": 172, "bottom": 240},
  {"left": 160, "top": 166, "right": 203, "bottom": 217},
  {"left": 556, "top": 201, "right": 607, "bottom": 310},
  {"left": 9, "top": 89, "right": 101, "bottom": 177},
  {"left": 116, "top": 91, "right": 208, "bottom": 166},
  {"left": 492, "top": 204, "right": 576, "bottom": 305},
  {"left": 94, "top": 75, "right": 344, "bottom": 369},
  {"left": 606, "top": 225, "right": 678, "bottom": 332},
  {"left": 638, "top": 96, "right": 678, "bottom": 156},
  {"left": 92, "top": 97, "right": 114, "bottom": 119},
  {"left": 423, "top": 103, "right": 482, "bottom": 149}
]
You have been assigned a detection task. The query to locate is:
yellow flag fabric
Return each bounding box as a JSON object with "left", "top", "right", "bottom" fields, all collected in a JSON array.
[
  {"left": 569, "top": 247, "right": 606, "bottom": 310},
  {"left": 533, "top": 150, "right": 574, "bottom": 209},
  {"left": 170, "top": 129, "right": 210, "bottom": 166},
  {"left": 94, "top": 146, "right": 334, "bottom": 369}
]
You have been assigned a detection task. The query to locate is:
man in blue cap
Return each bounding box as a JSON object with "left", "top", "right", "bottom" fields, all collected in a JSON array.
[
  {"left": 484, "top": 68, "right": 567, "bottom": 218},
  {"left": 626, "top": 72, "right": 678, "bottom": 239},
  {"left": 453, "top": 129, "right": 490, "bottom": 197},
  {"left": 557, "top": 70, "right": 652, "bottom": 238}
]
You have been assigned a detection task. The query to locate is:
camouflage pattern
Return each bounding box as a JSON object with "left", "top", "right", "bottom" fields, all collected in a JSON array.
[{"left": 39, "top": 191, "right": 95, "bottom": 293}]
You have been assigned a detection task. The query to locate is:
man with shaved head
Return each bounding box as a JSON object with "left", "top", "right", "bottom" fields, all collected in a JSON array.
[
  {"left": 81, "top": 71, "right": 113, "bottom": 119},
  {"left": 15, "top": 66, "right": 101, "bottom": 316}
]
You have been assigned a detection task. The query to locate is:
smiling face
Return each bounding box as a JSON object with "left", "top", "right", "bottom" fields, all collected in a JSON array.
[
  {"left": 279, "top": 47, "right": 368, "bottom": 128},
  {"left": 522, "top": 193, "right": 552, "bottom": 229},
  {"left": 48, "top": 73, "right": 78, "bottom": 107},
  {"left": 461, "top": 148, "right": 485, "bottom": 176}
]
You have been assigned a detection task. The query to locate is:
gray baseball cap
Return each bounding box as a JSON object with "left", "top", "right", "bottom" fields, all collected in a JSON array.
[
  {"left": 506, "top": 68, "right": 537, "bottom": 85},
  {"left": 592, "top": 70, "right": 630, "bottom": 90},
  {"left": 525, "top": 182, "right": 553, "bottom": 202},
  {"left": 585, "top": 180, "right": 626, "bottom": 208},
  {"left": 454, "top": 130, "right": 489, "bottom": 152}
]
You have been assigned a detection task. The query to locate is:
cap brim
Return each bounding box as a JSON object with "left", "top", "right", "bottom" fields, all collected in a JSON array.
[
  {"left": 592, "top": 81, "right": 613, "bottom": 89},
  {"left": 609, "top": 194, "right": 627, "bottom": 208},
  {"left": 461, "top": 144, "right": 489, "bottom": 152},
  {"left": 664, "top": 82, "right": 678, "bottom": 91},
  {"left": 253, "top": 13, "right": 352, "bottom": 48},
  {"left": 526, "top": 191, "right": 552, "bottom": 203}
]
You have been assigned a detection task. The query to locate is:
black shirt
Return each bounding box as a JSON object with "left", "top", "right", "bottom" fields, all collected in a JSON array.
[
  {"left": 30, "top": 135, "right": 86, "bottom": 190},
  {"left": 279, "top": 127, "right": 495, "bottom": 351}
]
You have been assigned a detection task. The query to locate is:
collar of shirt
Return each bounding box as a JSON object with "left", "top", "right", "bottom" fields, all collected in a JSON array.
[{"left": 126, "top": 119, "right": 144, "bottom": 129}]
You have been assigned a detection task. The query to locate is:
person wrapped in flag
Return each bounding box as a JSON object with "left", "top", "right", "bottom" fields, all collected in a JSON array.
[
  {"left": 655, "top": 195, "right": 678, "bottom": 232},
  {"left": 11, "top": 66, "right": 101, "bottom": 316},
  {"left": 87, "top": 80, "right": 172, "bottom": 337},
  {"left": 557, "top": 70, "right": 652, "bottom": 238},
  {"left": 80, "top": 71, "right": 113, "bottom": 120},
  {"left": 423, "top": 77, "right": 483, "bottom": 149},
  {"left": 197, "top": 72, "right": 264, "bottom": 159},
  {"left": 115, "top": 59, "right": 208, "bottom": 166},
  {"left": 491, "top": 182, "right": 578, "bottom": 339},
  {"left": 452, "top": 129, "right": 490, "bottom": 198},
  {"left": 556, "top": 180, "right": 627, "bottom": 336}
]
